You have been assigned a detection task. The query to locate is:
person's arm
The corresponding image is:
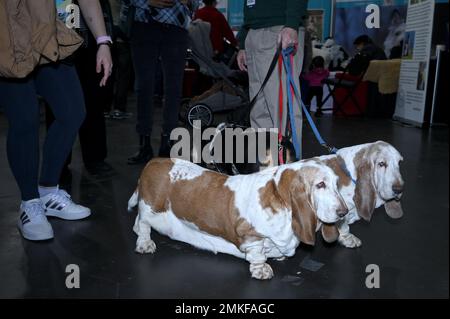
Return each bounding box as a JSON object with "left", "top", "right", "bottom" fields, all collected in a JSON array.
[
  {"left": 236, "top": 27, "right": 248, "bottom": 71},
  {"left": 78, "top": 0, "right": 113, "bottom": 87},
  {"left": 220, "top": 13, "right": 237, "bottom": 47}
]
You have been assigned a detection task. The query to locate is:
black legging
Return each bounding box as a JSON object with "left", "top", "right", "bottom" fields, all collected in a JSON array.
[
  {"left": 305, "top": 86, "right": 324, "bottom": 112},
  {"left": 0, "top": 62, "right": 85, "bottom": 200}
]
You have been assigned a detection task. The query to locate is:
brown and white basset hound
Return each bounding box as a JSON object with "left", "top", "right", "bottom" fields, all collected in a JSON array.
[
  {"left": 317, "top": 141, "right": 405, "bottom": 248},
  {"left": 128, "top": 158, "right": 348, "bottom": 280}
]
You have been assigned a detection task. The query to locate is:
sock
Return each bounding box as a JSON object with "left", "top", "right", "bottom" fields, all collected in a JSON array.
[{"left": 38, "top": 185, "right": 59, "bottom": 198}]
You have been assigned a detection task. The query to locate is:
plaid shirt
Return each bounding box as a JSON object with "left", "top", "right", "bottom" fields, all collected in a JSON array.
[{"left": 130, "top": 0, "right": 199, "bottom": 29}]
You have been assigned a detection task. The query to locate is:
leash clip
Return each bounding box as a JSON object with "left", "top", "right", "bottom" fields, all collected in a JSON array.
[{"left": 322, "top": 144, "right": 338, "bottom": 154}]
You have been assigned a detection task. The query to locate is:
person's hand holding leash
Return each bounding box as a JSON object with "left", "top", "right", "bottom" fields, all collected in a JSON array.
[
  {"left": 278, "top": 27, "right": 298, "bottom": 52},
  {"left": 237, "top": 50, "right": 247, "bottom": 71}
]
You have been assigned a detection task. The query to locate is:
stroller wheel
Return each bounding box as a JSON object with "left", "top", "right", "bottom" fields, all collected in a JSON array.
[{"left": 186, "top": 103, "right": 213, "bottom": 128}]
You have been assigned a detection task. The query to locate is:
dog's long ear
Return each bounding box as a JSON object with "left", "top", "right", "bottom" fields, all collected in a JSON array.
[
  {"left": 284, "top": 171, "right": 317, "bottom": 246},
  {"left": 384, "top": 199, "right": 404, "bottom": 219},
  {"left": 354, "top": 152, "right": 376, "bottom": 221},
  {"left": 321, "top": 224, "right": 339, "bottom": 243}
]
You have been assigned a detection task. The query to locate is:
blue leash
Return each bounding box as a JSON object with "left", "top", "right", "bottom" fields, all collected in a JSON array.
[{"left": 281, "top": 47, "right": 357, "bottom": 184}]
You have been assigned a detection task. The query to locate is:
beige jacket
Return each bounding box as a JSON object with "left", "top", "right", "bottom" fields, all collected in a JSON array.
[{"left": 0, "top": 0, "right": 84, "bottom": 78}]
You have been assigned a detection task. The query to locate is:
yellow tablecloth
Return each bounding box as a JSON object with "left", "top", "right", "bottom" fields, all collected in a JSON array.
[{"left": 363, "top": 59, "right": 401, "bottom": 94}]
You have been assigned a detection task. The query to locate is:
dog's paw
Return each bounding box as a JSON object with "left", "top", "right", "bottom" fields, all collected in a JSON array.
[
  {"left": 250, "top": 263, "right": 274, "bottom": 280},
  {"left": 338, "top": 233, "right": 362, "bottom": 248},
  {"left": 135, "top": 238, "right": 157, "bottom": 254}
]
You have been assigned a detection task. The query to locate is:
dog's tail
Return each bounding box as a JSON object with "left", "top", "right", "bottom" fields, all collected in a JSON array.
[{"left": 128, "top": 187, "right": 139, "bottom": 212}]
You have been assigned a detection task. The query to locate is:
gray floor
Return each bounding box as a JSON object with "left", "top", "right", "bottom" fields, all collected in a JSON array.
[{"left": 0, "top": 98, "right": 448, "bottom": 298}]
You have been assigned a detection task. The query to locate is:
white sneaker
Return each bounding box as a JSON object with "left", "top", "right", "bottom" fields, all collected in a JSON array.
[
  {"left": 41, "top": 189, "right": 91, "bottom": 220},
  {"left": 18, "top": 199, "right": 54, "bottom": 241}
]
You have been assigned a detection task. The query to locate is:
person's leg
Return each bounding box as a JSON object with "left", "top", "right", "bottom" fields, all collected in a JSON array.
[
  {"left": 0, "top": 76, "right": 54, "bottom": 240},
  {"left": 35, "top": 63, "right": 86, "bottom": 187},
  {"left": 246, "top": 28, "right": 278, "bottom": 131},
  {"left": 305, "top": 87, "right": 314, "bottom": 112},
  {"left": 34, "top": 62, "right": 91, "bottom": 220},
  {"left": 128, "top": 22, "right": 161, "bottom": 164},
  {"left": 44, "top": 98, "right": 73, "bottom": 185},
  {"left": 159, "top": 25, "right": 189, "bottom": 156},
  {"left": 0, "top": 77, "right": 40, "bottom": 201},
  {"left": 75, "top": 42, "right": 108, "bottom": 167},
  {"left": 113, "top": 41, "right": 133, "bottom": 113},
  {"left": 246, "top": 26, "right": 304, "bottom": 160},
  {"left": 315, "top": 86, "right": 324, "bottom": 116}
]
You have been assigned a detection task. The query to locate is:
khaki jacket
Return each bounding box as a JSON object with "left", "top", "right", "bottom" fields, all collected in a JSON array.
[{"left": 0, "top": 0, "right": 84, "bottom": 78}]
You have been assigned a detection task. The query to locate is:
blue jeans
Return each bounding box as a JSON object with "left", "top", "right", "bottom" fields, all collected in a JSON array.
[
  {"left": 131, "top": 21, "right": 189, "bottom": 136},
  {"left": 0, "top": 63, "right": 86, "bottom": 200}
]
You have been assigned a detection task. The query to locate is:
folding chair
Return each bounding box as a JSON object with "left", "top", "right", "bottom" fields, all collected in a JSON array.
[{"left": 321, "top": 54, "right": 371, "bottom": 116}]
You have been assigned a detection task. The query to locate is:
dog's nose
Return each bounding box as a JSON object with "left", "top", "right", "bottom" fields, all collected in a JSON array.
[
  {"left": 392, "top": 184, "right": 404, "bottom": 195},
  {"left": 337, "top": 207, "right": 348, "bottom": 218}
]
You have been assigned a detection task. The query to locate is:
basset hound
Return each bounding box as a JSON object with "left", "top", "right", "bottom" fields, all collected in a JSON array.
[
  {"left": 128, "top": 158, "right": 348, "bottom": 280},
  {"left": 318, "top": 141, "right": 405, "bottom": 248}
]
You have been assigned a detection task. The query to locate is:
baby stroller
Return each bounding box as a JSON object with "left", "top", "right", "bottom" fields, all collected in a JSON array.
[{"left": 180, "top": 20, "right": 250, "bottom": 128}]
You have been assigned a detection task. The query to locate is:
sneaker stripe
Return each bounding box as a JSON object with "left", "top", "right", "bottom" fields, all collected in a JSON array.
[
  {"left": 55, "top": 204, "right": 65, "bottom": 211},
  {"left": 45, "top": 199, "right": 55, "bottom": 207},
  {"left": 20, "top": 211, "right": 26, "bottom": 219},
  {"left": 21, "top": 214, "right": 28, "bottom": 222},
  {"left": 50, "top": 202, "right": 60, "bottom": 209},
  {"left": 22, "top": 217, "right": 30, "bottom": 224}
]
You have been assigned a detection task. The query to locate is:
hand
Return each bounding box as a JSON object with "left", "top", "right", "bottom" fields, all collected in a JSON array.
[
  {"left": 96, "top": 44, "right": 113, "bottom": 87},
  {"left": 237, "top": 50, "right": 247, "bottom": 72},
  {"left": 148, "top": 0, "right": 175, "bottom": 8},
  {"left": 278, "top": 27, "right": 298, "bottom": 51}
]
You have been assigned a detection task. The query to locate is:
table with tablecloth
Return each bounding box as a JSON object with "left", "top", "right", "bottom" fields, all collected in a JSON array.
[{"left": 363, "top": 59, "right": 402, "bottom": 118}]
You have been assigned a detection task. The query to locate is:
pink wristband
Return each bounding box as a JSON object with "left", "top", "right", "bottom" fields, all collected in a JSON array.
[{"left": 96, "top": 36, "right": 112, "bottom": 45}]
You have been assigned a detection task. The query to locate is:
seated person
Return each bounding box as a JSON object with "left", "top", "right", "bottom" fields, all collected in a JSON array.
[{"left": 348, "top": 35, "right": 386, "bottom": 75}]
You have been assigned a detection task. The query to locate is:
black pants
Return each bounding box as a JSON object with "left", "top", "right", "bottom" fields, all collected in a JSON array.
[
  {"left": 75, "top": 41, "right": 109, "bottom": 165},
  {"left": 0, "top": 63, "right": 85, "bottom": 200},
  {"left": 306, "top": 86, "right": 324, "bottom": 112},
  {"left": 131, "top": 21, "right": 189, "bottom": 136},
  {"left": 112, "top": 41, "right": 133, "bottom": 112}
]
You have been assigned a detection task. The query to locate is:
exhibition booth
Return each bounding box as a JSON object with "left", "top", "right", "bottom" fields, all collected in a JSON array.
[{"left": 210, "top": 0, "right": 449, "bottom": 127}]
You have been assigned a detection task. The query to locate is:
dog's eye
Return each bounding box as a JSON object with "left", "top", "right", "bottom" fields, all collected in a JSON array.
[
  {"left": 316, "top": 181, "right": 326, "bottom": 189},
  {"left": 378, "top": 161, "right": 387, "bottom": 168}
]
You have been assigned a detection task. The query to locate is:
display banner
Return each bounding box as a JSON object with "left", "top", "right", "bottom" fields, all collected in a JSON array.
[
  {"left": 227, "top": 0, "right": 244, "bottom": 29},
  {"left": 394, "top": 0, "right": 435, "bottom": 126},
  {"left": 334, "top": 0, "right": 408, "bottom": 57}
]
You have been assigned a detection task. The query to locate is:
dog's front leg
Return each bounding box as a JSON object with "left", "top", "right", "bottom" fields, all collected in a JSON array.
[
  {"left": 134, "top": 209, "right": 157, "bottom": 254},
  {"left": 241, "top": 240, "right": 273, "bottom": 280},
  {"left": 337, "top": 219, "right": 362, "bottom": 248}
]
